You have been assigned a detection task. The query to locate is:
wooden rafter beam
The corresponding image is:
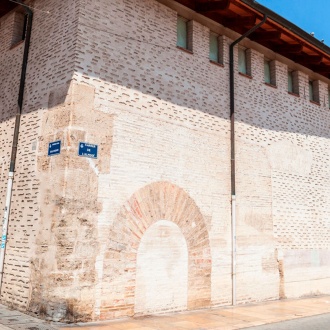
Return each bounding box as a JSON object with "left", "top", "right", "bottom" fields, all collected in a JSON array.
[
  {"left": 296, "top": 55, "right": 324, "bottom": 65},
  {"left": 195, "top": 0, "right": 230, "bottom": 13},
  {"left": 251, "top": 30, "right": 282, "bottom": 42},
  {"left": 223, "top": 15, "right": 256, "bottom": 27},
  {"left": 274, "top": 44, "right": 303, "bottom": 54},
  {"left": 316, "top": 64, "right": 330, "bottom": 72},
  {"left": 0, "top": 2, "right": 17, "bottom": 18}
]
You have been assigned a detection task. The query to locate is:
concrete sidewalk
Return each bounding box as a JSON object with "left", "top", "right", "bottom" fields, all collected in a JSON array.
[
  {"left": 0, "top": 304, "right": 59, "bottom": 330},
  {"left": 0, "top": 296, "right": 330, "bottom": 330}
]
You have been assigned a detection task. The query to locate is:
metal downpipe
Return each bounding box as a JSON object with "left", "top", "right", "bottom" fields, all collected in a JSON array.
[
  {"left": 229, "top": 14, "right": 267, "bottom": 306},
  {"left": 0, "top": 3, "right": 33, "bottom": 294}
]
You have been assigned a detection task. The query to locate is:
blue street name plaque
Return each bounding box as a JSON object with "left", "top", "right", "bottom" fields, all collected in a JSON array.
[
  {"left": 48, "top": 140, "right": 61, "bottom": 156},
  {"left": 78, "top": 142, "right": 98, "bottom": 159}
]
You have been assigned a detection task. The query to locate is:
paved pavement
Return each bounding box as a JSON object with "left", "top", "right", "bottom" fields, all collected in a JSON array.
[
  {"left": 246, "top": 313, "right": 330, "bottom": 330},
  {"left": 0, "top": 296, "right": 330, "bottom": 330},
  {"left": 0, "top": 304, "right": 59, "bottom": 330}
]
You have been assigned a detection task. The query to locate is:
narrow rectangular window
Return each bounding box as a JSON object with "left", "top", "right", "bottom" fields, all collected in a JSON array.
[
  {"left": 177, "top": 16, "right": 188, "bottom": 49},
  {"left": 264, "top": 59, "right": 271, "bottom": 84},
  {"left": 288, "top": 70, "right": 299, "bottom": 95},
  {"left": 238, "top": 47, "right": 247, "bottom": 74},
  {"left": 209, "top": 33, "right": 219, "bottom": 62},
  {"left": 309, "top": 80, "right": 319, "bottom": 103},
  {"left": 288, "top": 71, "right": 294, "bottom": 93},
  {"left": 309, "top": 81, "right": 314, "bottom": 101}
]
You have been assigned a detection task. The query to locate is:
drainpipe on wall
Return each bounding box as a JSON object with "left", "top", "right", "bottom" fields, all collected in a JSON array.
[
  {"left": 0, "top": 2, "right": 33, "bottom": 294},
  {"left": 229, "top": 14, "right": 267, "bottom": 306}
]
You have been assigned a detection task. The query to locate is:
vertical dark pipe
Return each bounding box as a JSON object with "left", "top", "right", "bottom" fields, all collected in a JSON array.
[
  {"left": 229, "top": 14, "right": 267, "bottom": 306},
  {"left": 10, "top": 5, "right": 33, "bottom": 173},
  {"left": 0, "top": 2, "right": 33, "bottom": 293},
  {"left": 229, "top": 14, "right": 267, "bottom": 196}
]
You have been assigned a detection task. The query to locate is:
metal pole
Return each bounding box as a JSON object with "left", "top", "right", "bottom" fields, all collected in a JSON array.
[
  {"left": 0, "top": 173, "right": 14, "bottom": 278},
  {"left": 0, "top": 3, "right": 33, "bottom": 293},
  {"left": 229, "top": 15, "right": 267, "bottom": 306}
]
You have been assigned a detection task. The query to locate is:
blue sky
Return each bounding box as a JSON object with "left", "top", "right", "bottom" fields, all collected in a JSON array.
[{"left": 257, "top": 0, "right": 330, "bottom": 46}]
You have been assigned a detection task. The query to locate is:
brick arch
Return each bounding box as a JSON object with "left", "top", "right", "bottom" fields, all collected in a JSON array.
[{"left": 103, "top": 181, "right": 211, "bottom": 318}]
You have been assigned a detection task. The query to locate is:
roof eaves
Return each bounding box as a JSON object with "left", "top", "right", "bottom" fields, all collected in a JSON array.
[{"left": 241, "top": 0, "right": 330, "bottom": 55}]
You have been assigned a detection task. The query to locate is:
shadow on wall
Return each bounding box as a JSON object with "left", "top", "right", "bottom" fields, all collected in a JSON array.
[
  {"left": 2, "top": 0, "right": 330, "bottom": 141},
  {"left": 71, "top": 0, "right": 330, "bottom": 141}
]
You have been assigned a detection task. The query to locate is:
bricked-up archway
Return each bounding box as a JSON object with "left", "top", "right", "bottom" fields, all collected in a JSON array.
[
  {"left": 135, "top": 220, "right": 189, "bottom": 314},
  {"left": 101, "top": 181, "right": 211, "bottom": 319}
]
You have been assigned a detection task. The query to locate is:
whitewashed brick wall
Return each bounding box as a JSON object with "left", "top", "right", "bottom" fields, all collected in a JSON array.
[
  {"left": 0, "top": 0, "right": 329, "bottom": 322},
  {"left": 0, "top": 0, "right": 78, "bottom": 310}
]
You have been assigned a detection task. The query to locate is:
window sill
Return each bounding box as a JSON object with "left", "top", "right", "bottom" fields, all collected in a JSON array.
[
  {"left": 10, "top": 40, "right": 25, "bottom": 50},
  {"left": 264, "top": 82, "right": 277, "bottom": 89},
  {"left": 239, "top": 72, "right": 252, "bottom": 79},
  {"left": 176, "top": 46, "right": 193, "bottom": 54},
  {"left": 310, "top": 100, "right": 320, "bottom": 106},
  {"left": 288, "top": 91, "right": 299, "bottom": 97},
  {"left": 209, "top": 60, "right": 224, "bottom": 67}
]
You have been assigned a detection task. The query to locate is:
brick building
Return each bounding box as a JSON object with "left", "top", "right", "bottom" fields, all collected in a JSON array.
[{"left": 0, "top": 0, "right": 330, "bottom": 323}]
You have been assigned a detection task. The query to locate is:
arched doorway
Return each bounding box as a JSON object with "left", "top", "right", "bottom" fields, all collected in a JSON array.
[
  {"left": 102, "top": 181, "right": 211, "bottom": 318},
  {"left": 135, "top": 220, "right": 188, "bottom": 314}
]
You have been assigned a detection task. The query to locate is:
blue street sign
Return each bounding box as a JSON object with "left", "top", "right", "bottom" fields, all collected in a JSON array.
[
  {"left": 78, "top": 142, "right": 98, "bottom": 159},
  {"left": 48, "top": 140, "right": 61, "bottom": 156}
]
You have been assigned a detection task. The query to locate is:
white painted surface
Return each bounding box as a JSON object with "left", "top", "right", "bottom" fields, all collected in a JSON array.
[{"left": 135, "top": 220, "right": 188, "bottom": 315}]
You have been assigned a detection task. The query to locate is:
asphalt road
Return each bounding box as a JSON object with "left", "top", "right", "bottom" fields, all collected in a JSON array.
[{"left": 247, "top": 313, "right": 330, "bottom": 330}]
